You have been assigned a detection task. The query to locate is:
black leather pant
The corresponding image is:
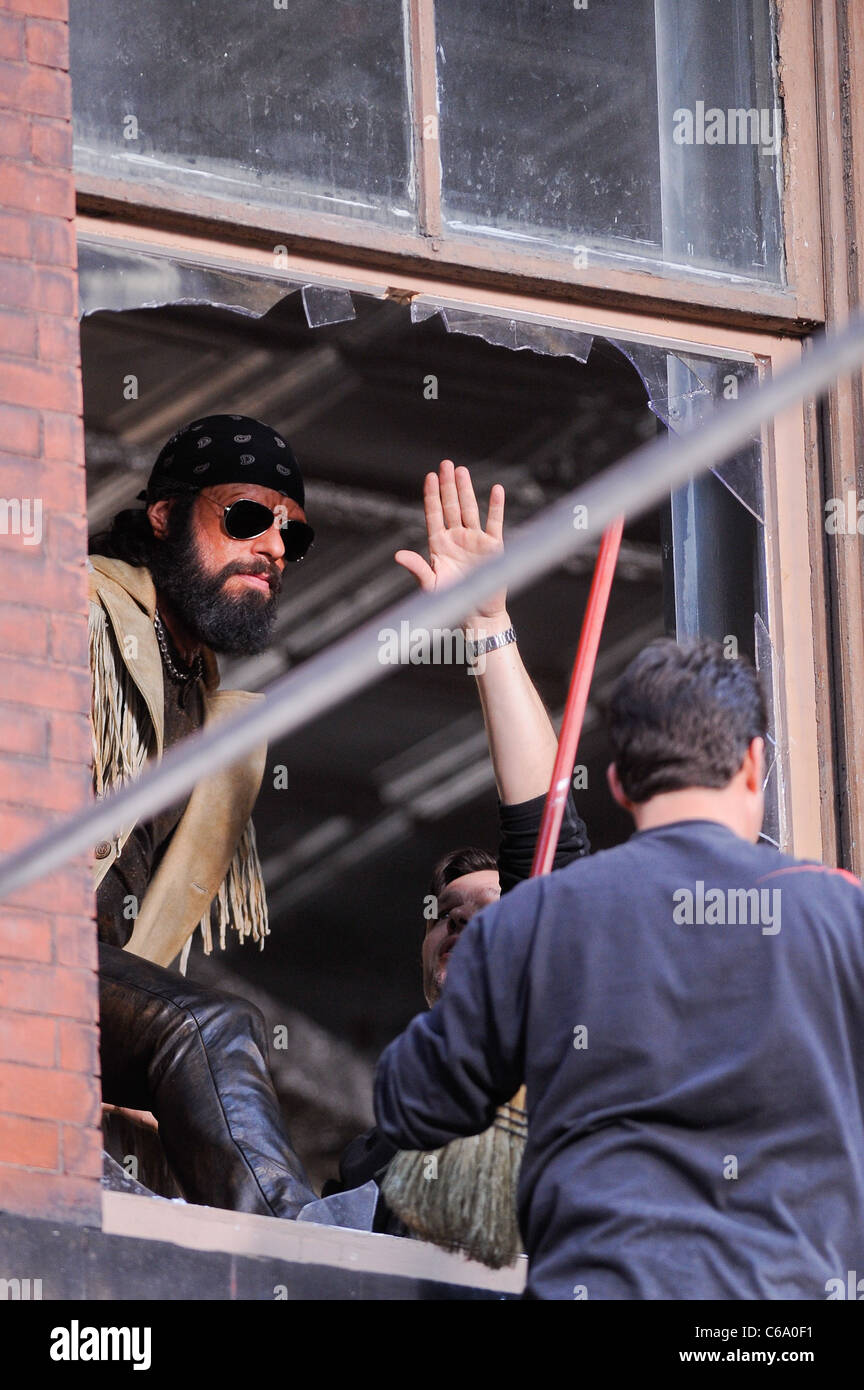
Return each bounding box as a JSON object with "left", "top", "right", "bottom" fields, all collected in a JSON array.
[{"left": 98, "top": 942, "right": 317, "bottom": 1219}]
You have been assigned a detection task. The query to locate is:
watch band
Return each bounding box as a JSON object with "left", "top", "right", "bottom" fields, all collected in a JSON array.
[{"left": 467, "top": 625, "right": 517, "bottom": 662}]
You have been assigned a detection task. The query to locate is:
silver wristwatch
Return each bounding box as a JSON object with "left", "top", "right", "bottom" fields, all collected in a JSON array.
[{"left": 466, "top": 626, "right": 517, "bottom": 663}]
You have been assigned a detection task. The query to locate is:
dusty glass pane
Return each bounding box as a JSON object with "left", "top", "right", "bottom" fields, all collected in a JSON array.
[
  {"left": 69, "top": 0, "right": 414, "bottom": 228},
  {"left": 435, "top": 0, "right": 782, "bottom": 282},
  {"left": 437, "top": 0, "right": 662, "bottom": 252}
]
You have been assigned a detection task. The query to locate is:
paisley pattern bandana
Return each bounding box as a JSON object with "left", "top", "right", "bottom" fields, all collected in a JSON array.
[{"left": 138, "top": 414, "right": 305, "bottom": 509}]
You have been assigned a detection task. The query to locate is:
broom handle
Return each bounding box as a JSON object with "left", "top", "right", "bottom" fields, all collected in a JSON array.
[
  {"left": 530, "top": 516, "right": 625, "bottom": 878},
  {"left": 511, "top": 518, "right": 624, "bottom": 1115}
]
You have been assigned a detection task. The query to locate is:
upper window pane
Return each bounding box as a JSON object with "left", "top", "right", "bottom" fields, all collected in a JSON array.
[
  {"left": 69, "top": 0, "right": 414, "bottom": 228},
  {"left": 435, "top": 0, "right": 783, "bottom": 282}
]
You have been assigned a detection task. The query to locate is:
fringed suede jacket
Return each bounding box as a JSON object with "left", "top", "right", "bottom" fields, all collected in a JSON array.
[{"left": 88, "top": 554, "right": 269, "bottom": 972}]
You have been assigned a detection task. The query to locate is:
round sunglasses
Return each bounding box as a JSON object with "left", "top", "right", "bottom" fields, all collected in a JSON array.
[{"left": 201, "top": 496, "right": 314, "bottom": 561}]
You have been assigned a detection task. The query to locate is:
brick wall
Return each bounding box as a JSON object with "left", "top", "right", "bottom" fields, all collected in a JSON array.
[{"left": 0, "top": 0, "right": 101, "bottom": 1225}]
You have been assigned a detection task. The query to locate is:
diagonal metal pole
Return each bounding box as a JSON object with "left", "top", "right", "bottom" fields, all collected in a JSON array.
[{"left": 1, "top": 317, "right": 863, "bottom": 902}]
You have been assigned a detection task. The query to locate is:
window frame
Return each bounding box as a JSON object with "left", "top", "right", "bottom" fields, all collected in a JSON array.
[
  {"left": 73, "top": 0, "right": 823, "bottom": 330},
  {"left": 76, "top": 213, "right": 830, "bottom": 864}
]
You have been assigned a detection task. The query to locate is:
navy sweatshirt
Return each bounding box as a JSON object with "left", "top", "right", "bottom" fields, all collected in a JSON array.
[
  {"left": 330, "top": 790, "right": 589, "bottom": 1225},
  {"left": 374, "top": 820, "right": 864, "bottom": 1299}
]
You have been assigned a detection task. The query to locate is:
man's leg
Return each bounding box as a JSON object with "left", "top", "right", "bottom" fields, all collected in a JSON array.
[{"left": 98, "top": 941, "right": 317, "bottom": 1219}]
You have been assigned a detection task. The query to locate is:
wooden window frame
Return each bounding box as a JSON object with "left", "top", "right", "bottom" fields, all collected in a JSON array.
[
  {"left": 74, "top": 0, "right": 824, "bottom": 332},
  {"left": 76, "top": 213, "right": 830, "bottom": 864}
]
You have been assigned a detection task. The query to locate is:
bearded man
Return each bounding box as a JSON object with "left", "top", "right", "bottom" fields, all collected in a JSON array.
[{"left": 88, "top": 413, "right": 325, "bottom": 1220}]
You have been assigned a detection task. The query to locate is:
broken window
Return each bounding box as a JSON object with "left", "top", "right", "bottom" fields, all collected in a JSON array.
[{"left": 79, "top": 248, "right": 788, "bottom": 1191}]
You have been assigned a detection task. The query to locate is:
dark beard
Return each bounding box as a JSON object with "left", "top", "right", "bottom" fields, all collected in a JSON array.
[{"left": 147, "top": 504, "right": 283, "bottom": 656}]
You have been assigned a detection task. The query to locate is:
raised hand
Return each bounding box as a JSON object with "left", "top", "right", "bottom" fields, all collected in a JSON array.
[{"left": 395, "top": 459, "right": 507, "bottom": 625}]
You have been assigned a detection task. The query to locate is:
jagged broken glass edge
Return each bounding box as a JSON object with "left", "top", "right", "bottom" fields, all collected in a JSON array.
[
  {"left": 755, "top": 611, "right": 784, "bottom": 848},
  {"left": 677, "top": 352, "right": 766, "bottom": 523},
  {"left": 77, "top": 242, "right": 306, "bottom": 320},
  {"left": 301, "top": 284, "right": 357, "bottom": 328},
  {"left": 410, "top": 300, "right": 593, "bottom": 362}
]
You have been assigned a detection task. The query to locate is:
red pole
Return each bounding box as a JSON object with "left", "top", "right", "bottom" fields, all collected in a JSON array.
[{"left": 530, "top": 517, "right": 625, "bottom": 878}]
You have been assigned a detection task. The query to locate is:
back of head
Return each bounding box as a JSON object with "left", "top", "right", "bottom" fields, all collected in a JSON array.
[{"left": 606, "top": 637, "right": 768, "bottom": 804}]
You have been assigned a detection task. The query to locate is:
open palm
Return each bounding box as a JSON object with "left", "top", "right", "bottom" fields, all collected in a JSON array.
[{"left": 395, "top": 460, "right": 507, "bottom": 622}]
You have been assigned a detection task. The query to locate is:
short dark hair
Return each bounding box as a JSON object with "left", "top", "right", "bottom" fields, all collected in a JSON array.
[
  {"left": 429, "top": 846, "right": 497, "bottom": 907},
  {"left": 88, "top": 493, "right": 197, "bottom": 567},
  {"left": 606, "top": 637, "right": 768, "bottom": 804}
]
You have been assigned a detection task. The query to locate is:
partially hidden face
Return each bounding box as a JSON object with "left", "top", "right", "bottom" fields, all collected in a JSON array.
[{"left": 422, "top": 869, "right": 501, "bottom": 1007}]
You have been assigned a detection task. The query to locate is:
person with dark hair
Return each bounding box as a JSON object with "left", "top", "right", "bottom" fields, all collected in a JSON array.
[
  {"left": 88, "top": 414, "right": 360, "bottom": 1224},
  {"left": 330, "top": 461, "right": 589, "bottom": 1224},
  {"left": 375, "top": 636, "right": 864, "bottom": 1298}
]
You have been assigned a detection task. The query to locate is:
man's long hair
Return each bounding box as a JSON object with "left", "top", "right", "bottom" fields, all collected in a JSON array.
[{"left": 88, "top": 495, "right": 196, "bottom": 566}]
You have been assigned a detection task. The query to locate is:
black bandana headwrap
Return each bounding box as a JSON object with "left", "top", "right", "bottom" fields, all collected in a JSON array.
[{"left": 137, "top": 414, "right": 305, "bottom": 509}]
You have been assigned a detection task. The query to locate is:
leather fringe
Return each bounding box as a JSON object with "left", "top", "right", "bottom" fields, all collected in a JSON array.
[{"left": 90, "top": 601, "right": 269, "bottom": 969}]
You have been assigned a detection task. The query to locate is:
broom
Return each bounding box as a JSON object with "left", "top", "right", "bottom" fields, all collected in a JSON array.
[{"left": 382, "top": 517, "right": 625, "bottom": 1267}]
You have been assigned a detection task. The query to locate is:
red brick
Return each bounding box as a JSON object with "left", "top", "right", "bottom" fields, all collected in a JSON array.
[
  {"left": 48, "top": 709, "right": 91, "bottom": 764},
  {"left": 0, "top": 458, "right": 85, "bottom": 512},
  {"left": 0, "top": 911, "right": 52, "bottom": 963},
  {"left": 38, "top": 314, "right": 79, "bottom": 362},
  {"left": 58, "top": 1019, "right": 97, "bottom": 1074},
  {"left": 25, "top": 17, "right": 66, "bottom": 70},
  {"left": 42, "top": 409, "right": 83, "bottom": 463},
  {"left": 0, "top": 962, "right": 96, "bottom": 1022},
  {"left": 0, "top": 1111, "right": 58, "bottom": 1168},
  {"left": 0, "top": 801, "right": 47, "bottom": 852},
  {"left": 0, "top": 753, "right": 89, "bottom": 811},
  {"left": 0, "top": 156, "right": 73, "bottom": 215},
  {"left": 48, "top": 510, "right": 88, "bottom": 569},
  {"left": 0, "top": 258, "right": 35, "bottom": 309},
  {"left": 0, "top": 1060, "right": 99, "bottom": 1123},
  {"left": 0, "top": 702, "right": 48, "bottom": 756},
  {"left": 0, "top": 1011, "right": 54, "bottom": 1066},
  {"left": 0, "top": 12, "right": 24, "bottom": 61},
  {"left": 0, "top": 356, "right": 78, "bottom": 412},
  {"left": 0, "top": 1165, "right": 100, "bottom": 1226},
  {"left": 0, "top": 321, "right": 38, "bottom": 373},
  {"left": 61, "top": 1122, "right": 101, "bottom": 1178},
  {"left": 48, "top": 610, "right": 85, "bottom": 665},
  {"left": 0, "top": 605, "right": 48, "bottom": 657},
  {"left": 4, "top": 0, "right": 70, "bottom": 20},
  {"left": 0, "top": 405, "right": 39, "bottom": 457},
  {"left": 31, "top": 213, "right": 74, "bottom": 266},
  {"left": 0, "top": 57, "right": 70, "bottom": 118},
  {"left": 0, "top": 553, "right": 87, "bottom": 612},
  {"left": 6, "top": 867, "right": 95, "bottom": 923},
  {"left": 33, "top": 263, "right": 77, "bottom": 316},
  {"left": 30, "top": 115, "right": 71, "bottom": 169},
  {"left": 0, "top": 107, "right": 29, "bottom": 158},
  {"left": 0, "top": 208, "right": 31, "bottom": 258},
  {"left": 55, "top": 916, "right": 97, "bottom": 971},
  {"left": 0, "top": 307, "right": 37, "bottom": 357}
]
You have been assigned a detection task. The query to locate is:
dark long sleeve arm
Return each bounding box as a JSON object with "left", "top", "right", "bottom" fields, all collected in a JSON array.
[{"left": 497, "top": 789, "right": 589, "bottom": 895}]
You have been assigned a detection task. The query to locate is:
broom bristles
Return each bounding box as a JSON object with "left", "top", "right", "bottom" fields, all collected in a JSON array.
[{"left": 380, "top": 1102, "right": 527, "bottom": 1269}]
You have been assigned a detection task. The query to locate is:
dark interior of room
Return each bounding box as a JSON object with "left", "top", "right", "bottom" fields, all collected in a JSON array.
[{"left": 82, "top": 287, "right": 672, "bottom": 1183}]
